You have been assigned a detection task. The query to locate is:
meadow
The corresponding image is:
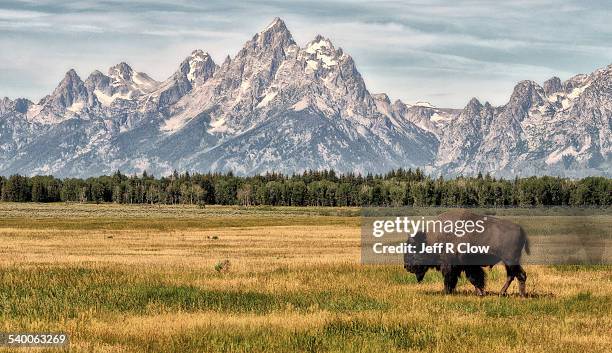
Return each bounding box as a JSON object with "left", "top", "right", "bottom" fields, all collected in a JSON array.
[{"left": 0, "top": 203, "right": 610, "bottom": 353}]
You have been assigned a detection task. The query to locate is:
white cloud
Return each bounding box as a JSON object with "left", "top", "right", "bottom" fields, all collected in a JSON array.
[{"left": 0, "top": 8, "right": 46, "bottom": 19}]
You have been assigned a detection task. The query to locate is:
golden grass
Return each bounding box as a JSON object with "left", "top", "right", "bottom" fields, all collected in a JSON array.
[{"left": 0, "top": 203, "right": 610, "bottom": 353}]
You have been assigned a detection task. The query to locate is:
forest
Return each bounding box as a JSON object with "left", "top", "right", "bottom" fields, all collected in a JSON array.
[{"left": 0, "top": 169, "right": 610, "bottom": 207}]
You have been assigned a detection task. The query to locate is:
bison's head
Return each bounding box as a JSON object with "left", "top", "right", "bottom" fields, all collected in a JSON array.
[
  {"left": 403, "top": 231, "right": 429, "bottom": 283},
  {"left": 403, "top": 264, "right": 429, "bottom": 282}
]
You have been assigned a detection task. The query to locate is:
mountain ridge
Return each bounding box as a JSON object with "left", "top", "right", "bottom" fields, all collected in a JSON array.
[{"left": 0, "top": 18, "right": 610, "bottom": 177}]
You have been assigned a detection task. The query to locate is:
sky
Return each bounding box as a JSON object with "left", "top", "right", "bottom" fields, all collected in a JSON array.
[{"left": 1, "top": 0, "right": 611, "bottom": 108}]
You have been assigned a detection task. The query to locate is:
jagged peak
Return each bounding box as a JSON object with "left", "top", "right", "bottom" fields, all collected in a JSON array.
[
  {"left": 543, "top": 76, "right": 562, "bottom": 96},
  {"left": 190, "top": 49, "right": 212, "bottom": 60},
  {"left": 513, "top": 80, "right": 542, "bottom": 91},
  {"left": 262, "top": 17, "right": 287, "bottom": 33},
  {"left": 109, "top": 62, "right": 134, "bottom": 81},
  {"left": 89, "top": 69, "right": 106, "bottom": 77},
  {"left": 391, "top": 99, "right": 408, "bottom": 115},
  {"left": 544, "top": 76, "right": 561, "bottom": 85},
  {"left": 14, "top": 98, "right": 31, "bottom": 113},
  {"left": 61, "top": 69, "right": 82, "bottom": 83},
  {"left": 66, "top": 68, "right": 78, "bottom": 76},
  {"left": 504, "top": 80, "right": 546, "bottom": 119},
  {"left": 302, "top": 34, "right": 347, "bottom": 71},
  {"left": 0, "top": 97, "right": 12, "bottom": 115},
  {"left": 313, "top": 34, "right": 325, "bottom": 42},
  {"left": 222, "top": 55, "right": 231, "bottom": 65},
  {"left": 252, "top": 17, "right": 294, "bottom": 48},
  {"left": 85, "top": 70, "right": 109, "bottom": 84},
  {"left": 466, "top": 97, "right": 482, "bottom": 110},
  {"left": 181, "top": 49, "right": 215, "bottom": 68},
  {"left": 51, "top": 69, "right": 84, "bottom": 92},
  {"left": 306, "top": 35, "right": 334, "bottom": 53},
  {"left": 111, "top": 61, "right": 132, "bottom": 71},
  {"left": 177, "top": 49, "right": 217, "bottom": 83},
  {"left": 38, "top": 68, "right": 88, "bottom": 108},
  {"left": 372, "top": 93, "right": 391, "bottom": 104},
  {"left": 510, "top": 80, "right": 544, "bottom": 101}
]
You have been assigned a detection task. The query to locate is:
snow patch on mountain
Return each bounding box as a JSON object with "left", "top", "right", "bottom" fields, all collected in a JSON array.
[
  {"left": 292, "top": 97, "right": 310, "bottom": 111},
  {"left": 546, "top": 146, "right": 579, "bottom": 165}
]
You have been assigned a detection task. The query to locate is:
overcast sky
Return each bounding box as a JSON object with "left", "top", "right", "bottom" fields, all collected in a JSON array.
[{"left": 1, "top": 0, "right": 611, "bottom": 108}]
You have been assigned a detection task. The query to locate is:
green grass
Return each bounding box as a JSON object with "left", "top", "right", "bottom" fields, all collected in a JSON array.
[{"left": 0, "top": 266, "right": 387, "bottom": 322}]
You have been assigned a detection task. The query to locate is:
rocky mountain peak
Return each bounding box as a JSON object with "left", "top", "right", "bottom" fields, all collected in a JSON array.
[
  {"left": 0, "top": 97, "right": 12, "bottom": 115},
  {"left": 307, "top": 35, "right": 333, "bottom": 49},
  {"left": 62, "top": 69, "right": 83, "bottom": 86},
  {"left": 190, "top": 49, "right": 208, "bottom": 60},
  {"left": 507, "top": 80, "right": 545, "bottom": 118},
  {"left": 84, "top": 70, "right": 111, "bottom": 93},
  {"left": 543, "top": 76, "right": 562, "bottom": 96},
  {"left": 392, "top": 99, "right": 405, "bottom": 108},
  {"left": 303, "top": 35, "right": 343, "bottom": 70},
  {"left": 372, "top": 93, "right": 391, "bottom": 105},
  {"left": 261, "top": 17, "right": 290, "bottom": 37},
  {"left": 109, "top": 62, "right": 134, "bottom": 82},
  {"left": 563, "top": 74, "right": 589, "bottom": 93},
  {"left": 152, "top": 50, "right": 218, "bottom": 108},
  {"left": 13, "top": 98, "right": 31, "bottom": 114},
  {"left": 250, "top": 17, "right": 294, "bottom": 53},
  {"left": 88, "top": 70, "right": 106, "bottom": 79},
  {"left": 465, "top": 97, "right": 483, "bottom": 113},
  {"left": 205, "top": 18, "right": 298, "bottom": 118},
  {"left": 181, "top": 50, "right": 216, "bottom": 84},
  {"left": 105, "top": 62, "right": 158, "bottom": 99},
  {"left": 40, "top": 69, "right": 91, "bottom": 110}
]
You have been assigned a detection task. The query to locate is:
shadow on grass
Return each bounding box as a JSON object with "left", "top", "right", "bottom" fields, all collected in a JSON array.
[
  {"left": 421, "top": 290, "right": 609, "bottom": 318},
  {"left": 420, "top": 289, "right": 556, "bottom": 298}
]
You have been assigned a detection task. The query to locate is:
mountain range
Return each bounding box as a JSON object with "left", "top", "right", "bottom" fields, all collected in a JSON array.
[{"left": 0, "top": 18, "right": 610, "bottom": 178}]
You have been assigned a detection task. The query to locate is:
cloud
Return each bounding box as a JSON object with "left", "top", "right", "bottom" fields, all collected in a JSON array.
[{"left": 0, "top": 8, "right": 46, "bottom": 19}]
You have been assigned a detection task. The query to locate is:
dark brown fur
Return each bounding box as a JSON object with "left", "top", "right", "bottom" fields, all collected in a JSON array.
[{"left": 404, "top": 209, "right": 529, "bottom": 296}]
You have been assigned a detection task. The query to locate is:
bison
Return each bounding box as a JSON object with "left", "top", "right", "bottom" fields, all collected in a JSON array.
[{"left": 403, "top": 209, "right": 530, "bottom": 296}]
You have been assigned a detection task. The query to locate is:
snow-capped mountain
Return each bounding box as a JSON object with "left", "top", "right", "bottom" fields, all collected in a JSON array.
[{"left": 0, "top": 18, "right": 610, "bottom": 177}]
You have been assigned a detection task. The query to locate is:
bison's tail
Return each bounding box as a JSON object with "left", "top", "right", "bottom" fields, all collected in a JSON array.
[{"left": 521, "top": 227, "right": 530, "bottom": 255}]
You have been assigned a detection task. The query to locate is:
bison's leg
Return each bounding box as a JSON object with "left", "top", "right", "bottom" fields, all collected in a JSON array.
[
  {"left": 501, "top": 265, "right": 527, "bottom": 296},
  {"left": 516, "top": 265, "right": 527, "bottom": 297},
  {"left": 465, "top": 266, "right": 486, "bottom": 296},
  {"left": 500, "top": 264, "right": 515, "bottom": 296},
  {"left": 441, "top": 265, "right": 460, "bottom": 294}
]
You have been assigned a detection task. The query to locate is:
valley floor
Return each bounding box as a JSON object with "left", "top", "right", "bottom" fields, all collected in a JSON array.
[{"left": 0, "top": 203, "right": 610, "bottom": 353}]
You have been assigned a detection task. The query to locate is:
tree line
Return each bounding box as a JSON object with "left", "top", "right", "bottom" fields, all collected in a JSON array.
[{"left": 0, "top": 169, "right": 609, "bottom": 207}]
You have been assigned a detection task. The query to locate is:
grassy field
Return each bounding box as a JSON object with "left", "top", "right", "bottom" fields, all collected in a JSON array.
[{"left": 0, "top": 203, "right": 610, "bottom": 353}]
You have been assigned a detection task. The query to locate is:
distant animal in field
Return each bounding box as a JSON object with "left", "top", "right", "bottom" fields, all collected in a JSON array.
[{"left": 403, "top": 209, "right": 530, "bottom": 296}]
